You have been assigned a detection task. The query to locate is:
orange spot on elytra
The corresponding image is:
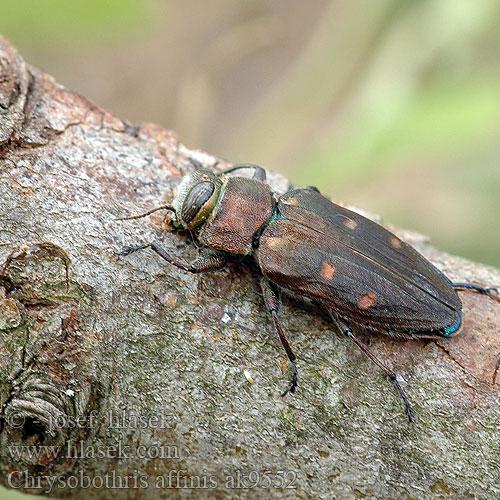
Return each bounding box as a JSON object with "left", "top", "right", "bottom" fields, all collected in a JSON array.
[
  {"left": 343, "top": 218, "right": 358, "bottom": 230},
  {"left": 320, "top": 260, "right": 335, "bottom": 280},
  {"left": 389, "top": 235, "right": 402, "bottom": 249},
  {"left": 358, "top": 292, "right": 376, "bottom": 309}
]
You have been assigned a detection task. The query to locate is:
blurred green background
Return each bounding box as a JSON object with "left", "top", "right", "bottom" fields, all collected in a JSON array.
[
  {"left": 1, "top": 0, "right": 499, "bottom": 498},
  {"left": 3, "top": 0, "right": 500, "bottom": 271}
]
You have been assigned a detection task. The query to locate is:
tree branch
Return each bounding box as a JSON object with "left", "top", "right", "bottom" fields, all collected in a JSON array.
[{"left": 1, "top": 36, "right": 500, "bottom": 499}]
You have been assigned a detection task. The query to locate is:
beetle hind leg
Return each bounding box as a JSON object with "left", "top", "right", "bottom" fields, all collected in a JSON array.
[
  {"left": 260, "top": 279, "right": 298, "bottom": 396},
  {"left": 452, "top": 282, "right": 499, "bottom": 302},
  {"left": 331, "top": 314, "right": 413, "bottom": 422}
]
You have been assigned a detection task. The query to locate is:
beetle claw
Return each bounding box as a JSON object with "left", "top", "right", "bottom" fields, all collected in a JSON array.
[
  {"left": 281, "top": 361, "right": 298, "bottom": 397},
  {"left": 485, "top": 287, "right": 500, "bottom": 302},
  {"left": 280, "top": 382, "right": 296, "bottom": 398}
]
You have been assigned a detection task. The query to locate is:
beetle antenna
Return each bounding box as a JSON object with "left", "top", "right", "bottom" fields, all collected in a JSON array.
[{"left": 116, "top": 204, "right": 175, "bottom": 221}]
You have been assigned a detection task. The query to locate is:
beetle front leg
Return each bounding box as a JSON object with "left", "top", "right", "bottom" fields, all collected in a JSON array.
[
  {"left": 118, "top": 243, "right": 227, "bottom": 273},
  {"left": 330, "top": 314, "right": 413, "bottom": 422},
  {"left": 260, "top": 279, "right": 298, "bottom": 397}
]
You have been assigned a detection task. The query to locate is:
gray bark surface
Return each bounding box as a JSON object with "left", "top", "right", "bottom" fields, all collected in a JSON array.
[{"left": 1, "top": 36, "right": 500, "bottom": 499}]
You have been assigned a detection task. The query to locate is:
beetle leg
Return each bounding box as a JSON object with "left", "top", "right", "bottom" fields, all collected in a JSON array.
[
  {"left": 218, "top": 163, "right": 267, "bottom": 182},
  {"left": 330, "top": 314, "right": 413, "bottom": 422},
  {"left": 118, "top": 243, "right": 227, "bottom": 273},
  {"left": 452, "top": 282, "right": 499, "bottom": 302},
  {"left": 260, "top": 279, "right": 297, "bottom": 397}
]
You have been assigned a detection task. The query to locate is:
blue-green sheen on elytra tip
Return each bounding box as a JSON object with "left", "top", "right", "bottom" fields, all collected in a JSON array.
[{"left": 443, "top": 313, "right": 462, "bottom": 336}]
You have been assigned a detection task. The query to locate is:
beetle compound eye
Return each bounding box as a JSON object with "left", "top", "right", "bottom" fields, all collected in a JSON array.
[{"left": 181, "top": 181, "right": 215, "bottom": 223}]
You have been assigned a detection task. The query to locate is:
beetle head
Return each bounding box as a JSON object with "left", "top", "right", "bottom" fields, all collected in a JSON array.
[
  {"left": 170, "top": 168, "right": 222, "bottom": 230},
  {"left": 118, "top": 168, "right": 223, "bottom": 231}
]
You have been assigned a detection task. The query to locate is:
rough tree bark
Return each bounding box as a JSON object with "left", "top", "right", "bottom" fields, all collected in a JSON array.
[{"left": 1, "top": 36, "right": 499, "bottom": 500}]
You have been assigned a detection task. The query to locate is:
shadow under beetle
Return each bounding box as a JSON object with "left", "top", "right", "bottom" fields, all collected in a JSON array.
[{"left": 119, "top": 164, "right": 499, "bottom": 422}]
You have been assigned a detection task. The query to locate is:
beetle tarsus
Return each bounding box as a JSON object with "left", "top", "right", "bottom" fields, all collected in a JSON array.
[
  {"left": 332, "top": 315, "right": 413, "bottom": 422},
  {"left": 452, "top": 282, "right": 499, "bottom": 302},
  {"left": 260, "top": 279, "right": 299, "bottom": 396},
  {"left": 281, "top": 360, "right": 298, "bottom": 397},
  {"left": 388, "top": 372, "right": 413, "bottom": 422},
  {"left": 120, "top": 242, "right": 227, "bottom": 274}
]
